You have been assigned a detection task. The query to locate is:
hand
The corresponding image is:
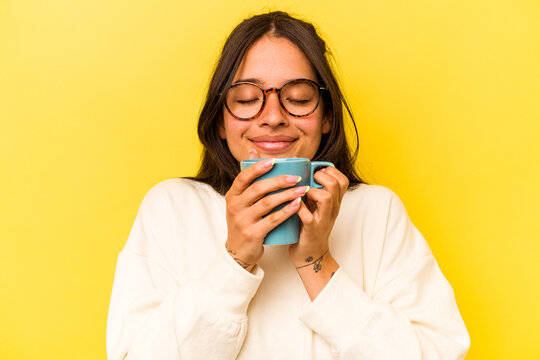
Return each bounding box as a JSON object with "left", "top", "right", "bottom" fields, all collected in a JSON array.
[
  {"left": 288, "top": 166, "right": 349, "bottom": 268},
  {"left": 224, "top": 151, "right": 308, "bottom": 271}
]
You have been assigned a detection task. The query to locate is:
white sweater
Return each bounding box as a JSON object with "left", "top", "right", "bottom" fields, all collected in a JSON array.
[{"left": 106, "top": 178, "right": 470, "bottom": 359}]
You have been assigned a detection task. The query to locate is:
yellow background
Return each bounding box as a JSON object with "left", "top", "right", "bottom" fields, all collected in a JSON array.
[{"left": 1, "top": 0, "right": 539, "bottom": 359}]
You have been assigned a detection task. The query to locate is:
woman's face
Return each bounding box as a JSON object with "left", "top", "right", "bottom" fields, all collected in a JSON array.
[{"left": 219, "top": 35, "right": 330, "bottom": 161}]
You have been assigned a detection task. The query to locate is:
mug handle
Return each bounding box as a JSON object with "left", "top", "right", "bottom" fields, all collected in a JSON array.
[{"left": 310, "top": 161, "right": 335, "bottom": 189}]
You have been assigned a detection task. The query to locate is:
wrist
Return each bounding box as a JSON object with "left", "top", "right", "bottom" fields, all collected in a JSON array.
[
  {"left": 290, "top": 244, "right": 329, "bottom": 268},
  {"left": 296, "top": 250, "right": 339, "bottom": 275},
  {"left": 295, "top": 249, "right": 338, "bottom": 274},
  {"left": 225, "top": 242, "right": 258, "bottom": 273},
  {"left": 295, "top": 248, "right": 329, "bottom": 271},
  {"left": 295, "top": 250, "right": 339, "bottom": 301}
]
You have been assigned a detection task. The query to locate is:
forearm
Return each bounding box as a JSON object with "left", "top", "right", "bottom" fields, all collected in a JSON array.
[
  {"left": 108, "top": 249, "right": 262, "bottom": 360},
  {"left": 298, "top": 259, "right": 470, "bottom": 359},
  {"left": 226, "top": 242, "right": 257, "bottom": 273},
  {"left": 295, "top": 250, "right": 339, "bottom": 301}
]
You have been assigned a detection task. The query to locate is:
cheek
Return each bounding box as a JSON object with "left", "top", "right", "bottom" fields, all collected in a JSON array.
[
  {"left": 301, "top": 124, "right": 320, "bottom": 136},
  {"left": 296, "top": 114, "right": 326, "bottom": 136},
  {"left": 221, "top": 115, "right": 250, "bottom": 140}
]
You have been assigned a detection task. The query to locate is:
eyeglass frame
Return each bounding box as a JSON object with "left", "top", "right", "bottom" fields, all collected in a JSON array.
[{"left": 221, "top": 78, "right": 327, "bottom": 121}]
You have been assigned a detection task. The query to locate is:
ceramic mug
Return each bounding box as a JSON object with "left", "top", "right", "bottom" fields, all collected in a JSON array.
[{"left": 240, "top": 157, "right": 335, "bottom": 245}]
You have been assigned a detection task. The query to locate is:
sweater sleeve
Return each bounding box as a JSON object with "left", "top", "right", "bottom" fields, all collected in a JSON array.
[
  {"left": 299, "top": 189, "right": 470, "bottom": 359},
  {"left": 106, "top": 183, "right": 263, "bottom": 360}
]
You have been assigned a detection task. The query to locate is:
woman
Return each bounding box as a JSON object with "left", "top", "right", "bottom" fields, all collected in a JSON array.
[{"left": 107, "top": 11, "right": 470, "bottom": 359}]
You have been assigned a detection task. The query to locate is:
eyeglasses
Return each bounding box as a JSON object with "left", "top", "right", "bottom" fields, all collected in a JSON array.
[{"left": 223, "top": 78, "right": 326, "bottom": 120}]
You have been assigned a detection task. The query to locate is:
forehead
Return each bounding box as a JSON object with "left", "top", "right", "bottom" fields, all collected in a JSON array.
[{"left": 233, "top": 35, "right": 317, "bottom": 86}]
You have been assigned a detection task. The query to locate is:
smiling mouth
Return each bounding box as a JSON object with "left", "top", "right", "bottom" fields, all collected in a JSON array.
[{"left": 250, "top": 139, "right": 296, "bottom": 152}]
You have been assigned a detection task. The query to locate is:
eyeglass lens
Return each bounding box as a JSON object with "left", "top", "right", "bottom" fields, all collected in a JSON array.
[{"left": 225, "top": 81, "right": 319, "bottom": 119}]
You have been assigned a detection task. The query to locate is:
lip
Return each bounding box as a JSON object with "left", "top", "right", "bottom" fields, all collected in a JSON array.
[
  {"left": 249, "top": 135, "right": 297, "bottom": 153},
  {"left": 250, "top": 135, "right": 297, "bottom": 142}
]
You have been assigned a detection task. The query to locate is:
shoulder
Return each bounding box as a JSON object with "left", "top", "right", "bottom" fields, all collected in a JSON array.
[
  {"left": 341, "top": 183, "right": 411, "bottom": 227},
  {"left": 139, "top": 178, "right": 223, "bottom": 211},
  {"left": 344, "top": 183, "right": 403, "bottom": 210},
  {"left": 145, "top": 177, "right": 217, "bottom": 195}
]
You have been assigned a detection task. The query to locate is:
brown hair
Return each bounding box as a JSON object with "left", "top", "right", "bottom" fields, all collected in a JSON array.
[{"left": 191, "top": 11, "right": 365, "bottom": 194}]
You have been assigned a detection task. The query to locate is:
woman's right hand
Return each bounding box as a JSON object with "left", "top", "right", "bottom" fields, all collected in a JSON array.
[{"left": 224, "top": 156, "right": 308, "bottom": 272}]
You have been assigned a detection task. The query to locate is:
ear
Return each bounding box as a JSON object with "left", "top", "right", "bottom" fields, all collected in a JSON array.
[{"left": 322, "top": 117, "right": 331, "bottom": 134}]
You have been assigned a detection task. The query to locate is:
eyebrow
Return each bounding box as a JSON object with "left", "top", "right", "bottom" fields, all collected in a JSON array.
[
  {"left": 233, "top": 77, "right": 317, "bottom": 86},
  {"left": 234, "top": 78, "right": 264, "bottom": 85}
]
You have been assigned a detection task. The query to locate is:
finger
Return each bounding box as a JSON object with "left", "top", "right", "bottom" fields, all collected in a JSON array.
[
  {"left": 249, "top": 185, "right": 310, "bottom": 220},
  {"left": 313, "top": 170, "right": 341, "bottom": 204},
  {"left": 320, "top": 167, "right": 349, "bottom": 200},
  {"left": 296, "top": 199, "right": 315, "bottom": 228},
  {"left": 305, "top": 187, "right": 334, "bottom": 221},
  {"left": 228, "top": 158, "right": 275, "bottom": 197},
  {"left": 249, "top": 149, "right": 259, "bottom": 159},
  {"left": 241, "top": 174, "right": 302, "bottom": 206},
  {"left": 254, "top": 196, "right": 302, "bottom": 236}
]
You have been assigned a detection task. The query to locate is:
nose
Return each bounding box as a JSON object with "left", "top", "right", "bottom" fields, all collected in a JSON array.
[{"left": 257, "top": 90, "right": 289, "bottom": 128}]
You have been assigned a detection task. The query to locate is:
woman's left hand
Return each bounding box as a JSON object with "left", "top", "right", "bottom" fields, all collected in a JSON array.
[{"left": 288, "top": 166, "right": 349, "bottom": 267}]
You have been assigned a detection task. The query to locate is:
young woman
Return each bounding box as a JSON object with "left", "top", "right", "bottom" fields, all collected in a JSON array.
[{"left": 107, "top": 11, "right": 469, "bottom": 359}]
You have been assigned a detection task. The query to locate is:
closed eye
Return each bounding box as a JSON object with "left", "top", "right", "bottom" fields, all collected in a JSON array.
[
  {"left": 237, "top": 99, "right": 259, "bottom": 104},
  {"left": 286, "top": 99, "right": 310, "bottom": 104}
]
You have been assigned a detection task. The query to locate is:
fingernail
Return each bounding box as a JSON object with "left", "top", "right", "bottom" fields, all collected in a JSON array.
[
  {"left": 262, "top": 158, "right": 275, "bottom": 168},
  {"left": 287, "top": 176, "right": 301, "bottom": 184},
  {"left": 249, "top": 149, "right": 258, "bottom": 159},
  {"left": 295, "top": 185, "right": 310, "bottom": 195},
  {"left": 289, "top": 197, "right": 301, "bottom": 209}
]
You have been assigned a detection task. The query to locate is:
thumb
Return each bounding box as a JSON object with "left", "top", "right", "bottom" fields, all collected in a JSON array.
[{"left": 249, "top": 149, "right": 259, "bottom": 159}]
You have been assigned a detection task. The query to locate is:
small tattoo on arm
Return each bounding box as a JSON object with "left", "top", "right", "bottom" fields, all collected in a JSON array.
[
  {"left": 313, "top": 260, "right": 322, "bottom": 272},
  {"left": 226, "top": 243, "right": 251, "bottom": 269},
  {"left": 232, "top": 257, "right": 251, "bottom": 269},
  {"left": 296, "top": 249, "right": 329, "bottom": 273}
]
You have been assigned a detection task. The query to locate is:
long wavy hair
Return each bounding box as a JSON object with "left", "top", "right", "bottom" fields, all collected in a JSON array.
[{"left": 191, "top": 11, "right": 365, "bottom": 195}]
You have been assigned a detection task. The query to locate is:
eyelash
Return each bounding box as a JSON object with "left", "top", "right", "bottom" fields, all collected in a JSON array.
[{"left": 236, "top": 99, "right": 259, "bottom": 104}]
